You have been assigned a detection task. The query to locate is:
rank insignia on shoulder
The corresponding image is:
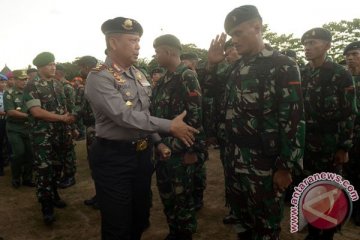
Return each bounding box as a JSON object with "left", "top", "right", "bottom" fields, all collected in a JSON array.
[{"left": 125, "top": 100, "right": 133, "bottom": 107}]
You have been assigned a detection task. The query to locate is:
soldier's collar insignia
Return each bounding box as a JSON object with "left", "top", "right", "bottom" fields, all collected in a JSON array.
[{"left": 122, "top": 19, "right": 133, "bottom": 30}]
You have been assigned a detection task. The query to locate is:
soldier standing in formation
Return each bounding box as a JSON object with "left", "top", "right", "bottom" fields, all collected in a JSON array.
[
  {"left": 301, "top": 28, "right": 356, "bottom": 240},
  {"left": 55, "top": 64, "right": 78, "bottom": 188},
  {"left": 0, "top": 74, "right": 8, "bottom": 176},
  {"left": 343, "top": 41, "right": 360, "bottom": 226},
  {"left": 23, "top": 52, "right": 75, "bottom": 224},
  {"left": 3, "top": 69, "right": 34, "bottom": 188},
  {"left": 203, "top": 5, "right": 305, "bottom": 239},
  {"left": 76, "top": 55, "right": 100, "bottom": 209},
  {"left": 151, "top": 34, "right": 206, "bottom": 240},
  {"left": 85, "top": 17, "right": 198, "bottom": 240}
]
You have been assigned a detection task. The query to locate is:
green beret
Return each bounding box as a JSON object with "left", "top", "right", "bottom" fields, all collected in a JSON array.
[
  {"left": 153, "top": 34, "right": 182, "bottom": 50},
  {"left": 101, "top": 17, "right": 143, "bottom": 37},
  {"left": 224, "top": 39, "right": 234, "bottom": 50},
  {"left": 33, "top": 52, "right": 55, "bottom": 68},
  {"left": 301, "top": 28, "right": 332, "bottom": 44},
  {"left": 12, "top": 69, "right": 28, "bottom": 80},
  {"left": 343, "top": 41, "right": 360, "bottom": 55},
  {"left": 56, "top": 64, "right": 65, "bottom": 72},
  {"left": 180, "top": 53, "right": 198, "bottom": 61},
  {"left": 224, "top": 5, "right": 262, "bottom": 35},
  {"left": 26, "top": 68, "right": 37, "bottom": 74},
  {"left": 151, "top": 67, "right": 164, "bottom": 76},
  {"left": 75, "top": 56, "right": 98, "bottom": 67}
]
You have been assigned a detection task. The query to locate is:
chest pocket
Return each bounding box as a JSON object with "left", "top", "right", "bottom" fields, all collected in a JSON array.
[{"left": 116, "top": 82, "right": 137, "bottom": 101}]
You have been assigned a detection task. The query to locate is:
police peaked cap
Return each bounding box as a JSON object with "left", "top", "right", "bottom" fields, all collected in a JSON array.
[{"left": 101, "top": 17, "right": 143, "bottom": 37}]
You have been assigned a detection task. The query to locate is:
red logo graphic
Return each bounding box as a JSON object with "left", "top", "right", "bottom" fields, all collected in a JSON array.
[{"left": 301, "top": 183, "right": 350, "bottom": 229}]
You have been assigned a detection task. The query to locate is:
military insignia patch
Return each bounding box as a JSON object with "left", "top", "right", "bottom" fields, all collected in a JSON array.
[{"left": 122, "top": 19, "right": 133, "bottom": 30}]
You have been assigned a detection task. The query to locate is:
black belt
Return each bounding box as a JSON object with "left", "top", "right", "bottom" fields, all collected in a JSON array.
[{"left": 96, "top": 136, "right": 152, "bottom": 153}]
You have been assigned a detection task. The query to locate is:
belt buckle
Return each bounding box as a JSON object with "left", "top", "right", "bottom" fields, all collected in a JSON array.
[{"left": 136, "top": 139, "right": 148, "bottom": 152}]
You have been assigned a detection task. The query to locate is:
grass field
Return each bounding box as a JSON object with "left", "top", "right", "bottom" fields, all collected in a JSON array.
[{"left": 0, "top": 141, "right": 359, "bottom": 240}]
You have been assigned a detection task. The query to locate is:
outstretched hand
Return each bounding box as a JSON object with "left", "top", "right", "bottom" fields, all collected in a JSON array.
[{"left": 170, "top": 111, "right": 199, "bottom": 147}]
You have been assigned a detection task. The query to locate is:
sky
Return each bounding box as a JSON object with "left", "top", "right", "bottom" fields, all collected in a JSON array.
[{"left": 1, "top": 0, "right": 359, "bottom": 70}]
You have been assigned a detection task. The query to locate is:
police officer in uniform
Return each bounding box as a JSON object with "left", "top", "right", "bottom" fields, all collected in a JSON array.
[
  {"left": 3, "top": 70, "right": 34, "bottom": 188},
  {"left": 85, "top": 17, "right": 198, "bottom": 240}
]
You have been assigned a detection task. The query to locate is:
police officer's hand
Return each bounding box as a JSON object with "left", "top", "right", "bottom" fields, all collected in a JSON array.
[
  {"left": 273, "top": 169, "right": 292, "bottom": 192},
  {"left": 157, "top": 143, "right": 171, "bottom": 161},
  {"left": 207, "top": 33, "right": 227, "bottom": 67},
  {"left": 334, "top": 149, "right": 349, "bottom": 165},
  {"left": 183, "top": 152, "right": 198, "bottom": 165},
  {"left": 170, "top": 111, "right": 199, "bottom": 147}
]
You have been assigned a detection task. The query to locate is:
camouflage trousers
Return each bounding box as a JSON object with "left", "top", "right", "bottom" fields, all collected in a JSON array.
[
  {"left": 193, "top": 156, "right": 207, "bottom": 203},
  {"left": 61, "top": 130, "right": 76, "bottom": 178},
  {"left": 85, "top": 125, "right": 96, "bottom": 158},
  {"left": 225, "top": 143, "right": 284, "bottom": 240},
  {"left": 30, "top": 132, "right": 64, "bottom": 202},
  {"left": 155, "top": 154, "right": 197, "bottom": 235}
]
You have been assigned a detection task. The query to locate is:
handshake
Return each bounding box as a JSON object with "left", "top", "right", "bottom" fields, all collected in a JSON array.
[{"left": 59, "top": 112, "right": 76, "bottom": 124}]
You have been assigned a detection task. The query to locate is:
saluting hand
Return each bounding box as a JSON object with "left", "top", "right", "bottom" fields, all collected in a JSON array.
[
  {"left": 170, "top": 111, "right": 199, "bottom": 147},
  {"left": 207, "top": 33, "right": 227, "bottom": 67}
]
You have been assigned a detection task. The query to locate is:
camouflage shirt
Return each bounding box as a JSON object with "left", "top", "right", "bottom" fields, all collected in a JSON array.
[
  {"left": 201, "top": 45, "right": 305, "bottom": 171},
  {"left": 23, "top": 75, "right": 67, "bottom": 133},
  {"left": 151, "top": 63, "right": 205, "bottom": 153}
]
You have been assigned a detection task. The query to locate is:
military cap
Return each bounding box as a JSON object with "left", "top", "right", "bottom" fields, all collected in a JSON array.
[
  {"left": 224, "top": 5, "right": 262, "bottom": 34},
  {"left": 153, "top": 34, "right": 182, "bottom": 50},
  {"left": 33, "top": 52, "right": 55, "bottom": 68},
  {"left": 180, "top": 52, "right": 198, "bottom": 61},
  {"left": 301, "top": 28, "right": 332, "bottom": 44},
  {"left": 101, "top": 17, "right": 143, "bottom": 36},
  {"left": 56, "top": 64, "right": 65, "bottom": 72},
  {"left": 26, "top": 68, "right": 37, "bottom": 74},
  {"left": 151, "top": 67, "right": 164, "bottom": 76},
  {"left": 343, "top": 41, "right": 360, "bottom": 55},
  {"left": 12, "top": 69, "right": 28, "bottom": 80},
  {"left": 224, "top": 39, "right": 234, "bottom": 50},
  {"left": 75, "top": 56, "right": 98, "bottom": 67},
  {"left": 0, "top": 73, "right": 8, "bottom": 81},
  {"left": 280, "top": 50, "right": 297, "bottom": 59}
]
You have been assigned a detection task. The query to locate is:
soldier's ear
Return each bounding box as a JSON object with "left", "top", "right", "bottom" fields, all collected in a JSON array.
[{"left": 108, "top": 36, "right": 118, "bottom": 51}]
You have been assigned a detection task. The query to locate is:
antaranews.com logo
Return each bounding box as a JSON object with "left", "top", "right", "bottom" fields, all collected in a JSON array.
[{"left": 290, "top": 172, "right": 359, "bottom": 233}]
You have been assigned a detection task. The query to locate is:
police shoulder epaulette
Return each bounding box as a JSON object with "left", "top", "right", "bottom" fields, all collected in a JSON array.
[{"left": 91, "top": 64, "right": 107, "bottom": 72}]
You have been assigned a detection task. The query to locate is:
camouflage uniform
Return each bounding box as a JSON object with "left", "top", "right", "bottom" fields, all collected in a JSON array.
[
  {"left": 201, "top": 45, "right": 305, "bottom": 239},
  {"left": 61, "top": 80, "right": 77, "bottom": 179},
  {"left": 150, "top": 63, "right": 206, "bottom": 236},
  {"left": 301, "top": 59, "right": 356, "bottom": 174},
  {"left": 4, "top": 86, "right": 33, "bottom": 184},
  {"left": 23, "top": 75, "right": 68, "bottom": 202}
]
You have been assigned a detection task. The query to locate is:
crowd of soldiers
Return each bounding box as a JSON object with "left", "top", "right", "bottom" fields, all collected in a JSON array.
[{"left": 1, "top": 4, "right": 360, "bottom": 240}]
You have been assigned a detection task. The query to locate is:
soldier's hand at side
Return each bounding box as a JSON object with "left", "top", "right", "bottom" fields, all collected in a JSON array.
[
  {"left": 156, "top": 143, "right": 171, "bottom": 161},
  {"left": 72, "top": 129, "right": 79, "bottom": 139},
  {"left": 334, "top": 149, "right": 349, "bottom": 165},
  {"left": 207, "top": 33, "right": 227, "bottom": 67},
  {"left": 183, "top": 152, "right": 198, "bottom": 165},
  {"left": 170, "top": 111, "right": 199, "bottom": 147},
  {"left": 273, "top": 169, "right": 292, "bottom": 192}
]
